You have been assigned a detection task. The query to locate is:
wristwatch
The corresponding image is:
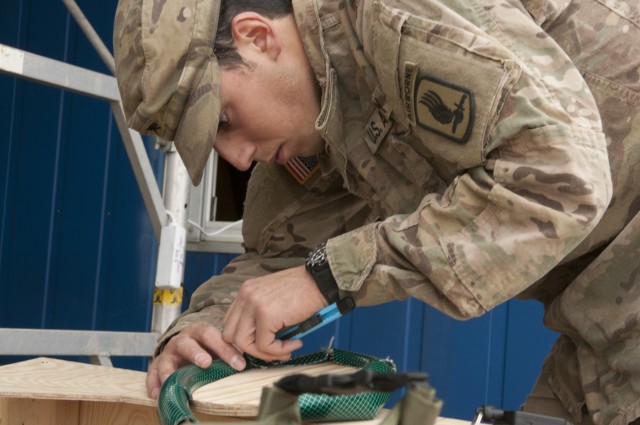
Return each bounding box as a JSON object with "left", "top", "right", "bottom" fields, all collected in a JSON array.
[{"left": 305, "top": 242, "right": 341, "bottom": 304}]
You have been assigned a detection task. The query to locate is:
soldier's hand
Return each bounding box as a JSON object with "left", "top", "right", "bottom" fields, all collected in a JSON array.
[
  {"left": 222, "top": 265, "right": 327, "bottom": 361},
  {"left": 146, "top": 322, "right": 245, "bottom": 399}
]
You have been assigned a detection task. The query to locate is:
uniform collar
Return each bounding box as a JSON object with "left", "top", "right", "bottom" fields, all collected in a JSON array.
[
  {"left": 292, "top": 0, "right": 344, "bottom": 169},
  {"left": 292, "top": 0, "right": 329, "bottom": 96},
  {"left": 518, "top": 0, "right": 571, "bottom": 25}
]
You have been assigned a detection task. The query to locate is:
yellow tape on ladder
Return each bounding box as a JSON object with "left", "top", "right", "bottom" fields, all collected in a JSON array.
[{"left": 153, "top": 287, "right": 183, "bottom": 306}]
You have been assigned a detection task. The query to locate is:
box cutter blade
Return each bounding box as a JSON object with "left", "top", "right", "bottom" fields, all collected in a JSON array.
[{"left": 276, "top": 297, "right": 355, "bottom": 340}]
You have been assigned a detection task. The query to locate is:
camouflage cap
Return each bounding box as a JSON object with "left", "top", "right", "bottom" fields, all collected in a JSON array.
[{"left": 113, "top": 0, "right": 221, "bottom": 185}]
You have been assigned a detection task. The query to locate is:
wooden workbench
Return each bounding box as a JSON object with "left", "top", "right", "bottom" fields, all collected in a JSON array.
[{"left": 0, "top": 357, "right": 469, "bottom": 425}]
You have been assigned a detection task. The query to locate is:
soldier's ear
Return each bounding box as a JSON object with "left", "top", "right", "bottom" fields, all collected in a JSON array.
[{"left": 231, "top": 12, "right": 281, "bottom": 60}]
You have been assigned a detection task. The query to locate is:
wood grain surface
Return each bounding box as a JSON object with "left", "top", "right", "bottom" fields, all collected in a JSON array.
[
  {"left": 0, "top": 357, "right": 471, "bottom": 425},
  {"left": 191, "top": 362, "right": 359, "bottom": 417},
  {"left": 0, "top": 357, "right": 153, "bottom": 406}
]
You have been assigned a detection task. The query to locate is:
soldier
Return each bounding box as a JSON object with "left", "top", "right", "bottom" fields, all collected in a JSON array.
[{"left": 113, "top": 0, "right": 640, "bottom": 424}]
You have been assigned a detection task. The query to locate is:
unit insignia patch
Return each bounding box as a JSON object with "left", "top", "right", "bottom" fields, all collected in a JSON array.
[{"left": 404, "top": 63, "right": 475, "bottom": 144}]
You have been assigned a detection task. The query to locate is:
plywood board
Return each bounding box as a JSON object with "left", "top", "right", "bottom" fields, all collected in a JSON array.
[
  {"left": 192, "top": 362, "right": 358, "bottom": 417},
  {"left": 1, "top": 398, "right": 80, "bottom": 425},
  {"left": 0, "top": 357, "right": 158, "bottom": 425},
  {"left": 0, "top": 357, "right": 153, "bottom": 407},
  {"left": 191, "top": 362, "right": 470, "bottom": 425},
  {"left": 0, "top": 357, "right": 470, "bottom": 425},
  {"left": 78, "top": 400, "right": 157, "bottom": 425}
]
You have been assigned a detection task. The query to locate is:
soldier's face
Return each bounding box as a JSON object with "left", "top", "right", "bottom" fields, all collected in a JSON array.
[{"left": 214, "top": 53, "right": 323, "bottom": 171}]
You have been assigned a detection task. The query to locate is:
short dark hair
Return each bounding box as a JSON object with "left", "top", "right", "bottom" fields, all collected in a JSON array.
[{"left": 215, "top": 0, "right": 294, "bottom": 69}]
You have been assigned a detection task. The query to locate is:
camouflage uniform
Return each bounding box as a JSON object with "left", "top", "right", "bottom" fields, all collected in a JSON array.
[{"left": 158, "top": 0, "right": 640, "bottom": 424}]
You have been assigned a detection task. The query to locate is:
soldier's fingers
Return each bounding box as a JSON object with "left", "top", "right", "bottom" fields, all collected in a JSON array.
[
  {"left": 254, "top": 318, "right": 303, "bottom": 360},
  {"left": 146, "top": 353, "right": 185, "bottom": 399},
  {"left": 227, "top": 314, "right": 256, "bottom": 357},
  {"left": 221, "top": 302, "right": 241, "bottom": 346},
  {"left": 169, "top": 333, "right": 214, "bottom": 370},
  {"left": 155, "top": 353, "right": 184, "bottom": 388},
  {"left": 146, "top": 358, "right": 163, "bottom": 399},
  {"left": 195, "top": 325, "right": 246, "bottom": 371}
]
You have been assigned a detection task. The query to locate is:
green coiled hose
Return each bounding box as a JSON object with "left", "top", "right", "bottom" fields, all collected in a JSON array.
[{"left": 158, "top": 349, "right": 396, "bottom": 425}]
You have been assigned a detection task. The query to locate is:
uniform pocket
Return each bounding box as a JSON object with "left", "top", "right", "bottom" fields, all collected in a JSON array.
[{"left": 371, "top": 0, "right": 522, "bottom": 170}]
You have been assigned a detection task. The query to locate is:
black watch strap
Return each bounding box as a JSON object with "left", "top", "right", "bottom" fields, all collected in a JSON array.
[{"left": 306, "top": 243, "right": 340, "bottom": 304}]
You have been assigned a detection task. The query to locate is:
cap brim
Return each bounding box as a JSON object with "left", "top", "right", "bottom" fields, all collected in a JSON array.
[{"left": 173, "top": 58, "right": 220, "bottom": 186}]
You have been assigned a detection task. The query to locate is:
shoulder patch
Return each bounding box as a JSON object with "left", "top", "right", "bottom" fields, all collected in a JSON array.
[
  {"left": 407, "top": 65, "right": 475, "bottom": 144},
  {"left": 285, "top": 155, "right": 320, "bottom": 185}
]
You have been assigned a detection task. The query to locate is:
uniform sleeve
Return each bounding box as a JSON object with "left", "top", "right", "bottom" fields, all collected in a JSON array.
[
  {"left": 156, "top": 162, "right": 371, "bottom": 353},
  {"left": 328, "top": 127, "right": 610, "bottom": 319},
  {"left": 325, "top": 0, "right": 612, "bottom": 319}
]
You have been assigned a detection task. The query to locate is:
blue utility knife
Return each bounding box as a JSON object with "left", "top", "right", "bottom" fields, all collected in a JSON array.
[{"left": 276, "top": 297, "right": 355, "bottom": 340}]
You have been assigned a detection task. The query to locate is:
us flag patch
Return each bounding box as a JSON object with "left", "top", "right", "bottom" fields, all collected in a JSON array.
[{"left": 285, "top": 155, "right": 320, "bottom": 184}]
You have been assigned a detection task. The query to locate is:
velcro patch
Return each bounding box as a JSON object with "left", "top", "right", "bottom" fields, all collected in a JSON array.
[
  {"left": 363, "top": 100, "right": 393, "bottom": 154},
  {"left": 285, "top": 155, "right": 320, "bottom": 185},
  {"left": 408, "top": 68, "right": 475, "bottom": 144}
]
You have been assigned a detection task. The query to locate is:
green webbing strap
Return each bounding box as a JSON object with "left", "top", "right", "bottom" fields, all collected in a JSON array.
[{"left": 157, "top": 349, "right": 396, "bottom": 425}]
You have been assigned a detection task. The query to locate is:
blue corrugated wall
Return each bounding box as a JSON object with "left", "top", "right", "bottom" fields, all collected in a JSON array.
[
  {"left": 0, "top": 0, "right": 163, "bottom": 371},
  {"left": 0, "top": 0, "right": 559, "bottom": 420}
]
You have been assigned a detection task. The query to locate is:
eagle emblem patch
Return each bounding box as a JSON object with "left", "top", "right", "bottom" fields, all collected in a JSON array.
[{"left": 405, "top": 63, "right": 474, "bottom": 144}]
